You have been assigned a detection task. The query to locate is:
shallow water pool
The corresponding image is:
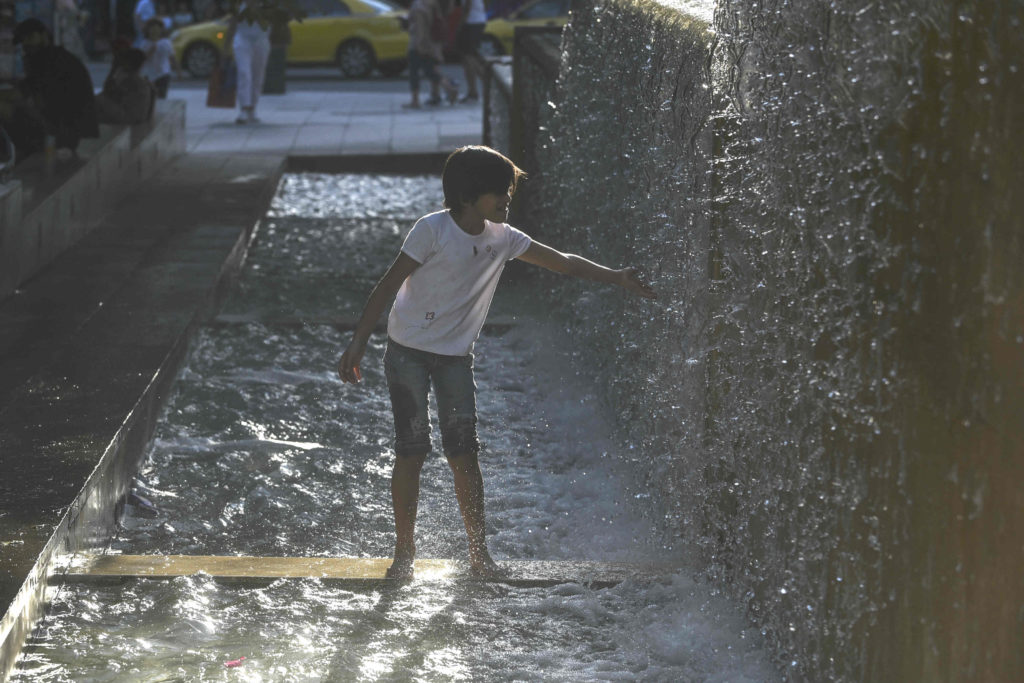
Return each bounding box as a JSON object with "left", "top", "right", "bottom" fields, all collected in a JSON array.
[{"left": 13, "top": 174, "right": 779, "bottom": 682}]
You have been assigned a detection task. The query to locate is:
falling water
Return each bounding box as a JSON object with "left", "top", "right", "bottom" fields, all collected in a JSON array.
[{"left": 523, "top": 0, "right": 1024, "bottom": 680}]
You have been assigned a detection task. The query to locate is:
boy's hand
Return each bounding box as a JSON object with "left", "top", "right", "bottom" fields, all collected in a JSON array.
[
  {"left": 619, "top": 268, "right": 657, "bottom": 299},
  {"left": 337, "top": 344, "right": 364, "bottom": 383}
]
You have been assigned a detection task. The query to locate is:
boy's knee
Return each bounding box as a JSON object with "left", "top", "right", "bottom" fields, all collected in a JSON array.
[
  {"left": 394, "top": 440, "right": 432, "bottom": 460},
  {"left": 440, "top": 415, "right": 479, "bottom": 460},
  {"left": 393, "top": 413, "right": 431, "bottom": 459},
  {"left": 394, "top": 447, "right": 429, "bottom": 465}
]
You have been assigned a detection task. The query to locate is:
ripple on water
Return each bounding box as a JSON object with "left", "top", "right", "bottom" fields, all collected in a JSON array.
[{"left": 13, "top": 174, "right": 778, "bottom": 682}]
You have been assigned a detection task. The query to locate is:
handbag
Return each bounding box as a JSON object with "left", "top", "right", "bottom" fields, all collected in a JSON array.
[{"left": 206, "top": 55, "right": 237, "bottom": 108}]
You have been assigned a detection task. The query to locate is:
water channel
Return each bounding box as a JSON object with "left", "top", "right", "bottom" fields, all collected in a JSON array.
[{"left": 12, "top": 174, "right": 779, "bottom": 681}]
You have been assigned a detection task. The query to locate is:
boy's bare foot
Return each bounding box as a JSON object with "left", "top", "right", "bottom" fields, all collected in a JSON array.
[
  {"left": 469, "top": 555, "right": 508, "bottom": 580},
  {"left": 385, "top": 558, "right": 414, "bottom": 580}
]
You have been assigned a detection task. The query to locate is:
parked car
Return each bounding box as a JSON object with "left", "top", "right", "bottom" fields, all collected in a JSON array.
[
  {"left": 172, "top": 0, "right": 409, "bottom": 79},
  {"left": 480, "top": 0, "right": 569, "bottom": 57}
]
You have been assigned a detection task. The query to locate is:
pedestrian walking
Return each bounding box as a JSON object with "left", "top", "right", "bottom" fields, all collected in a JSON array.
[
  {"left": 404, "top": 0, "right": 457, "bottom": 108},
  {"left": 455, "top": 0, "right": 486, "bottom": 102},
  {"left": 225, "top": 2, "right": 270, "bottom": 124}
]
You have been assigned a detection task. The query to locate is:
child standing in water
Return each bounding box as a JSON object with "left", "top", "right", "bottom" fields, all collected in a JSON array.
[{"left": 337, "top": 146, "right": 656, "bottom": 579}]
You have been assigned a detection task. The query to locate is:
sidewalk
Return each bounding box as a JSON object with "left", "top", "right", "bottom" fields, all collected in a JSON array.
[
  {"left": 183, "top": 84, "right": 482, "bottom": 156},
  {"left": 84, "top": 62, "right": 483, "bottom": 157},
  {"left": 0, "top": 71, "right": 483, "bottom": 677}
]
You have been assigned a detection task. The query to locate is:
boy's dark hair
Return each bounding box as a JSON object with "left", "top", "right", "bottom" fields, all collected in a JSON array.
[
  {"left": 144, "top": 18, "right": 166, "bottom": 35},
  {"left": 13, "top": 18, "right": 50, "bottom": 44},
  {"left": 442, "top": 146, "right": 526, "bottom": 212},
  {"left": 113, "top": 48, "right": 147, "bottom": 72}
]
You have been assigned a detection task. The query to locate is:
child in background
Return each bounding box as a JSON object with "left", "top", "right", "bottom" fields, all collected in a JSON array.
[
  {"left": 95, "top": 47, "right": 155, "bottom": 123},
  {"left": 337, "top": 146, "right": 657, "bottom": 579},
  {"left": 140, "top": 18, "right": 178, "bottom": 98},
  {"left": 404, "top": 0, "right": 458, "bottom": 107},
  {"left": 156, "top": 0, "right": 174, "bottom": 31},
  {"left": 172, "top": 0, "right": 195, "bottom": 27}
]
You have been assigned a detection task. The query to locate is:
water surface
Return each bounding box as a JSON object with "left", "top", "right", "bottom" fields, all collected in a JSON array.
[{"left": 14, "top": 174, "right": 777, "bottom": 682}]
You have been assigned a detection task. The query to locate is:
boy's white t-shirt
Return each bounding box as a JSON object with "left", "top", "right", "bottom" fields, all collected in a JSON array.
[
  {"left": 141, "top": 38, "right": 174, "bottom": 80},
  {"left": 388, "top": 210, "right": 532, "bottom": 356}
]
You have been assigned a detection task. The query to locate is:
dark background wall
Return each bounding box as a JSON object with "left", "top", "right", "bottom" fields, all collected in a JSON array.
[{"left": 517, "top": 0, "right": 1024, "bottom": 680}]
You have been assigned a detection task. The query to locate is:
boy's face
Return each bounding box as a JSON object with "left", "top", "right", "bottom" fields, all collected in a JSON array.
[{"left": 469, "top": 186, "right": 512, "bottom": 223}]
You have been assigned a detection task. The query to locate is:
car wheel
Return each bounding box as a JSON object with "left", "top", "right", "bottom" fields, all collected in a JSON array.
[
  {"left": 478, "top": 35, "right": 504, "bottom": 58},
  {"left": 183, "top": 41, "right": 220, "bottom": 78},
  {"left": 336, "top": 40, "right": 375, "bottom": 78},
  {"left": 377, "top": 60, "right": 407, "bottom": 78}
]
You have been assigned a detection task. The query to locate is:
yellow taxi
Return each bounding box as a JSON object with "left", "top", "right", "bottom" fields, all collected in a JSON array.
[
  {"left": 479, "top": 0, "right": 569, "bottom": 57},
  {"left": 172, "top": 0, "right": 409, "bottom": 78}
]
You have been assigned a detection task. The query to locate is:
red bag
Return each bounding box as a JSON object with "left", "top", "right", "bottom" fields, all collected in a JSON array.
[
  {"left": 430, "top": 11, "right": 446, "bottom": 43},
  {"left": 206, "top": 56, "right": 237, "bottom": 108}
]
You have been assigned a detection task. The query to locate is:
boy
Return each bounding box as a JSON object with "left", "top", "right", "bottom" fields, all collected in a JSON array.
[
  {"left": 140, "top": 18, "right": 180, "bottom": 99},
  {"left": 337, "top": 146, "right": 656, "bottom": 579}
]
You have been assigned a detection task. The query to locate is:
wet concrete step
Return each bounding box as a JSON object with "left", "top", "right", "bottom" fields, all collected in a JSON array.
[{"left": 64, "top": 555, "right": 674, "bottom": 589}]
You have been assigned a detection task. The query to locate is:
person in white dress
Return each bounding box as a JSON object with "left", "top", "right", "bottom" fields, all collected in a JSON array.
[
  {"left": 225, "top": 2, "right": 270, "bottom": 124},
  {"left": 455, "top": 0, "right": 487, "bottom": 102}
]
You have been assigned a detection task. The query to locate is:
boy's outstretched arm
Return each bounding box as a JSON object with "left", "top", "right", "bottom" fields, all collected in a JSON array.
[
  {"left": 516, "top": 240, "right": 657, "bottom": 299},
  {"left": 337, "top": 252, "right": 421, "bottom": 383}
]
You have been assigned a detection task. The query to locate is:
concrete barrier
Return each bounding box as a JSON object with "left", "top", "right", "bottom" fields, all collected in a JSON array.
[{"left": 0, "top": 99, "right": 186, "bottom": 301}]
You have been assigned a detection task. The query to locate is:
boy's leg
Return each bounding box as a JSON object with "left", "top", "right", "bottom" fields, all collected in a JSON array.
[
  {"left": 445, "top": 450, "right": 499, "bottom": 572},
  {"left": 406, "top": 50, "right": 422, "bottom": 107},
  {"left": 384, "top": 341, "right": 433, "bottom": 578},
  {"left": 155, "top": 74, "right": 170, "bottom": 98},
  {"left": 434, "top": 353, "right": 503, "bottom": 575},
  {"left": 391, "top": 451, "right": 427, "bottom": 574}
]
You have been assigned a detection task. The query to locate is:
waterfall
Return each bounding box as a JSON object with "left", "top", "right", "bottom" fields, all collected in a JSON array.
[{"left": 522, "top": 0, "right": 1024, "bottom": 679}]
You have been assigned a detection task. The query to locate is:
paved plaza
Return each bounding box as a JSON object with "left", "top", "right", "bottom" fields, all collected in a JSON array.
[{"left": 89, "top": 63, "right": 484, "bottom": 157}]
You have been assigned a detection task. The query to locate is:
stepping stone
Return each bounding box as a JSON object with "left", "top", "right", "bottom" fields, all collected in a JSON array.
[{"left": 64, "top": 555, "right": 675, "bottom": 589}]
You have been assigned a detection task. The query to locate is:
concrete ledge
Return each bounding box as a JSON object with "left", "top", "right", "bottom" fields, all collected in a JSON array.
[
  {"left": 66, "top": 555, "right": 675, "bottom": 588},
  {"left": 0, "top": 99, "right": 187, "bottom": 300}
]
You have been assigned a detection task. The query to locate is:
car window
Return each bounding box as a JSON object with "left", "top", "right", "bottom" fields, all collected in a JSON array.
[
  {"left": 299, "top": 0, "right": 350, "bottom": 17},
  {"left": 358, "top": 0, "right": 401, "bottom": 13},
  {"left": 517, "top": 0, "right": 567, "bottom": 20},
  {"left": 327, "top": 0, "right": 353, "bottom": 15}
]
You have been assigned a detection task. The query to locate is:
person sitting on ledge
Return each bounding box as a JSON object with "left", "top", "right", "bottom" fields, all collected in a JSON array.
[
  {"left": 95, "top": 48, "right": 156, "bottom": 125},
  {"left": 4, "top": 18, "right": 99, "bottom": 161}
]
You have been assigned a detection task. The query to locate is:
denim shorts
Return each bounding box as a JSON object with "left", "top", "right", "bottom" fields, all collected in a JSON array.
[{"left": 383, "top": 339, "right": 479, "bottom": 458}]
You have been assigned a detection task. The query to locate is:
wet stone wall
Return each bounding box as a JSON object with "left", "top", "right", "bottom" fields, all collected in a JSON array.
[{"left": 524, "top": 0, "right": 1024, "bottom": 680}]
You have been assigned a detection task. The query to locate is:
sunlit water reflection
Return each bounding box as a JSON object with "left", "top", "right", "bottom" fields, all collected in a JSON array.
[{"left": 13, "top": 175, "right": 778, "bottom": 682}]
